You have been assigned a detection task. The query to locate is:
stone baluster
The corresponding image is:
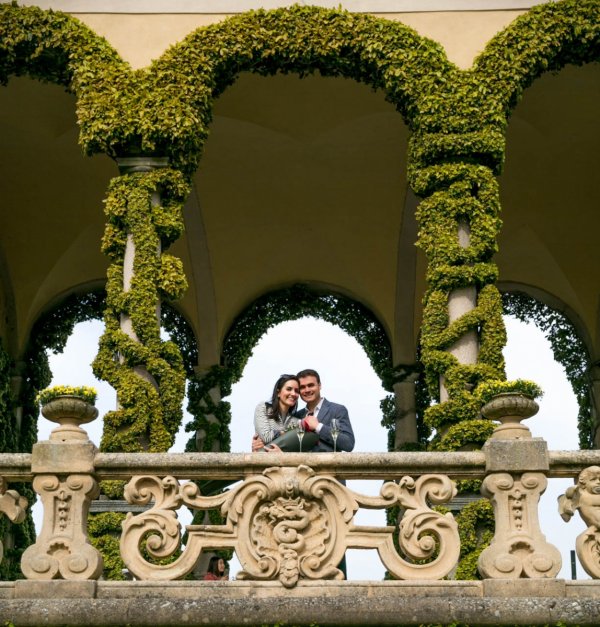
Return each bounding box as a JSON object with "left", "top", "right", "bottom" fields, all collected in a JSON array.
[
  {"left": 21, "top": 396, "right": 103, "bottom": 580},
  {"left": 478, "top": 393, "right": 562, "bottom": 579}
]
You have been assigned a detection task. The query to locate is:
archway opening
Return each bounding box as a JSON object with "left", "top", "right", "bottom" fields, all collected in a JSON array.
[
  {"left": 225, "top": 317, "right": 388, "bottom": 581},
  {"left": 32, "top": 312, "right": 589, "bottom": 580}
]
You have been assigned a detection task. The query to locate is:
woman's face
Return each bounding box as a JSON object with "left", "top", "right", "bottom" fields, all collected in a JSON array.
[
  {"left": 277, "top": 379, "right": 299, "bottom": 410},
  {"left": 217, "top": 558, "right": 225, "bottom": 573}
]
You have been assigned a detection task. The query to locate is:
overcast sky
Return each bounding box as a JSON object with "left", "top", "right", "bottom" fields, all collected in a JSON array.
[{"left": 39, "top": 315, "right": 585, "bottom": 580}]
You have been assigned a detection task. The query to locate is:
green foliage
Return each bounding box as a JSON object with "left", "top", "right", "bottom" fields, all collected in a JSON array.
[
  {"left": 88, "top": 512, "right": 127, "bottom": 580},
  {"left": 476, "top": 379, "right": 543, "bottom": 405},
  {"left": 454, "top": 499, "right": 494, "bottom": 580},
  {"left": 36, "top": 385, "right": 97, "bottom": 406},
  {"left": 1, "top": 0, "right": 599, "bottom": 588},
  {"left": 92, "top": 168, "right": 189, "bottom": 453}
]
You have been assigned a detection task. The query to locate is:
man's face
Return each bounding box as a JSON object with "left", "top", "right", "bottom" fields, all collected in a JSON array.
[{"left": 298, "top": 375, "right": 321, "bottom": 405}]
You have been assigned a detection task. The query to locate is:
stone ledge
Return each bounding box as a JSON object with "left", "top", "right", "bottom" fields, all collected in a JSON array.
[
  {"left": 98, "top": 579, "right": 483, "bottom": 599},
  {"left": 14, "top": 579, "right": 97, "bottom": 598},
  {"left": 0, "top": 580, "right": 597, "bottom": 626},
  {"left": 482, "top": 578, "right": 566, "bottom": 598}
]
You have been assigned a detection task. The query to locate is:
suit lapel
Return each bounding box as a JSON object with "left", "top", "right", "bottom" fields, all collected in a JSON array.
[{"left": 317, "top": 399, "right": 330, "bottom": 424}]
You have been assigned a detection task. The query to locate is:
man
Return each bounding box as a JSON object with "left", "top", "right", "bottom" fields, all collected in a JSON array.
[
  {"left": 252, "top": 368, "right": 355, "bottom": 453},
  {"left": 295, "top": 368, "right": 355, "bottom": 453}
]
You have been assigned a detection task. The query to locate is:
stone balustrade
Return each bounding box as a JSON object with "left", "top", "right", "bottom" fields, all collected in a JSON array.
[{"left": 0, "top": 394, "right": 599, "bottom": 625}]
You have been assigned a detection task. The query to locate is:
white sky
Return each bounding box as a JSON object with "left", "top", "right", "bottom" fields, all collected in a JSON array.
[{"left": 38, "top": 315, "right": 586, "bottom": 581}]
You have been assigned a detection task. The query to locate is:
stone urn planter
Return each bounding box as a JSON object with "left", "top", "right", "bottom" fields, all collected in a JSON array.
[
  {"left": 41, "top": 394, "right": 98, "bottom": 442},
  {"left": 481, "top": 392, "right": 539, "bottom": 440}
]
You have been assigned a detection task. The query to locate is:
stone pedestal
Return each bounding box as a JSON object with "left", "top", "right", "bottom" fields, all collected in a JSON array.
[
  {"left": 21, "top": 398, "right": 103, "bottom": 580},
  {"left": 478, "top": 393, "right": 561, "bottom": 579}
]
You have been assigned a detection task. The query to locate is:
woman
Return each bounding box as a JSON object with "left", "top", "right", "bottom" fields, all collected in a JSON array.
[
  {"left": 254, "top": 374, "right": 300, "bottom": 444},
  {"left": 203, "top": 556, "right": 228, "bottom": 581}
]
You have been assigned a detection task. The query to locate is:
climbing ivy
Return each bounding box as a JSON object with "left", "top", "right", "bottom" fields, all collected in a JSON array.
[
  {"left": 410, "top": 0, "right": 599, "bottom": 448},
  {"left": 1, "top": 0, "right": 599, "bottom": 585},
  {"left": 92, "top": 168, "right": 189, "bottom": 455},
  {"left": 2, "top": 0, "right": 598, "bottom": 456},
  {"left": 454, "top": 499, "right": 495, "bottom": 580},
  {"left": 0, "top": 344, "right": 34, "bottom": 580}
]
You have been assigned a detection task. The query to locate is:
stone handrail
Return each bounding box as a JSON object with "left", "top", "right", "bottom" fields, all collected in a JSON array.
[{"left": 1, "top": 393, "right": 600, "bottom": 587}]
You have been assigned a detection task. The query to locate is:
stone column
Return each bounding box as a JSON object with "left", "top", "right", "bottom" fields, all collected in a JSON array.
[
  {"left": 115, "top": 157, "right": 168, "bottom": 392},
  {"left": 393, "top": 373, "right": 419, "bottom": 449},
  {"left": 440, "top": 220, "right": 478, "bottom": 403},
  {"left": 21, "top": 397, "right": 102, "bottom": 580},
  {"left": 193, "top": 367, "right": 223, "bottom": 453}
]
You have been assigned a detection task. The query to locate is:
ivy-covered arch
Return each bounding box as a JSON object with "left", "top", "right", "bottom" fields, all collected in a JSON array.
[
  {"left": 184, "top": 284, "right": 398, "bottom": 453},
  {"left": 145, "top": 6, "right": 456, "bottom": 172},
  {"left": 473, "top": 0, "right": 600, "bottom": 122},
  {"left": 1, "top": 0, "right": 597, "bottom": 461},
  {"left": 0, "top": 4, "right": 135, "bottom": 155}
]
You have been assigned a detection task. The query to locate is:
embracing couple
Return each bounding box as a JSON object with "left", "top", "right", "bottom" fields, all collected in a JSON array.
[{"left": 252, "top": 369, "right": 355, "bottom": 453}]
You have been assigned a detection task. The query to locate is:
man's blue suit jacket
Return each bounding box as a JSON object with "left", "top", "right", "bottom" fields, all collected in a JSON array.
[{"left": 297, "top": 398, "right": 355, "bottom": 452}]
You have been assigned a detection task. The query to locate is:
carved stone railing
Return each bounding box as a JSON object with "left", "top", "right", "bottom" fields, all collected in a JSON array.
[
  {"left": 0, "top": 394, "right": 600, "bottom": 625},
  {"left": 120, "top": 467, "right": 459, "bottom": 584},
  {"left": 1, "top": 394, "right": 600, "bottom": 586}
]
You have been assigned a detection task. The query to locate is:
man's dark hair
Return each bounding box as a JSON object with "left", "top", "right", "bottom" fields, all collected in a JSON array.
[{"left": 297, "top": 369, "right": 320, "bottom": 383}]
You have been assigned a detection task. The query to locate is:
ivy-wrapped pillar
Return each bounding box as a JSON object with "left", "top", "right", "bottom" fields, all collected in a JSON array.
[
  {"left": 410, "top": 121, "right": 508, "bottom": 578},
  {"left": 412, "top": 152, "right": 506, "bottom": 452},
  {"left": 93, "top": 157, "right": 189, "bottom": 458},
  {"left": 391, "top": 372, "right": 419, "bottom": 450},
  {"left": 190, "top": 366, "right": 228, "bottom": 454},
  {"left": 90, "top": 157, "right": 189, "bottom": 578}
]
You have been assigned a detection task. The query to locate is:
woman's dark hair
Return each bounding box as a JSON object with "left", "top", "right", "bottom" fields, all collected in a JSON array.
[
  {"left": 266, "top": 374, "right": 299, "bottom": 418},
  {"left": 207, "top": 556, "right": 225, "bottom": 576}
]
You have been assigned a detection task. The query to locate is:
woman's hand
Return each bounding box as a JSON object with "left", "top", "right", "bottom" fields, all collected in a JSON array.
[
  {"left": 252, "top": 434, "right": 282, "bottom": 452},
  {"left": 251, "top": 434, "right": 265, "bottom": 452}
]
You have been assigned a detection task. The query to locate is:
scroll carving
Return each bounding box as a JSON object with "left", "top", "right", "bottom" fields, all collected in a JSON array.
[
  {"left": 558, "top": 465, "right": 600, "bottom": 578},
  {"left": 0, "top": 476, "right": 27, "bottom": 563},
  {"left": 121, "top": 466, "right": 460, "bottom": 585},
  {"left": 21, "top": 474, "right": 103, "bottom": 580},
  {"left": 478, "top": 472, "right": 561, "bottom": 578}
]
